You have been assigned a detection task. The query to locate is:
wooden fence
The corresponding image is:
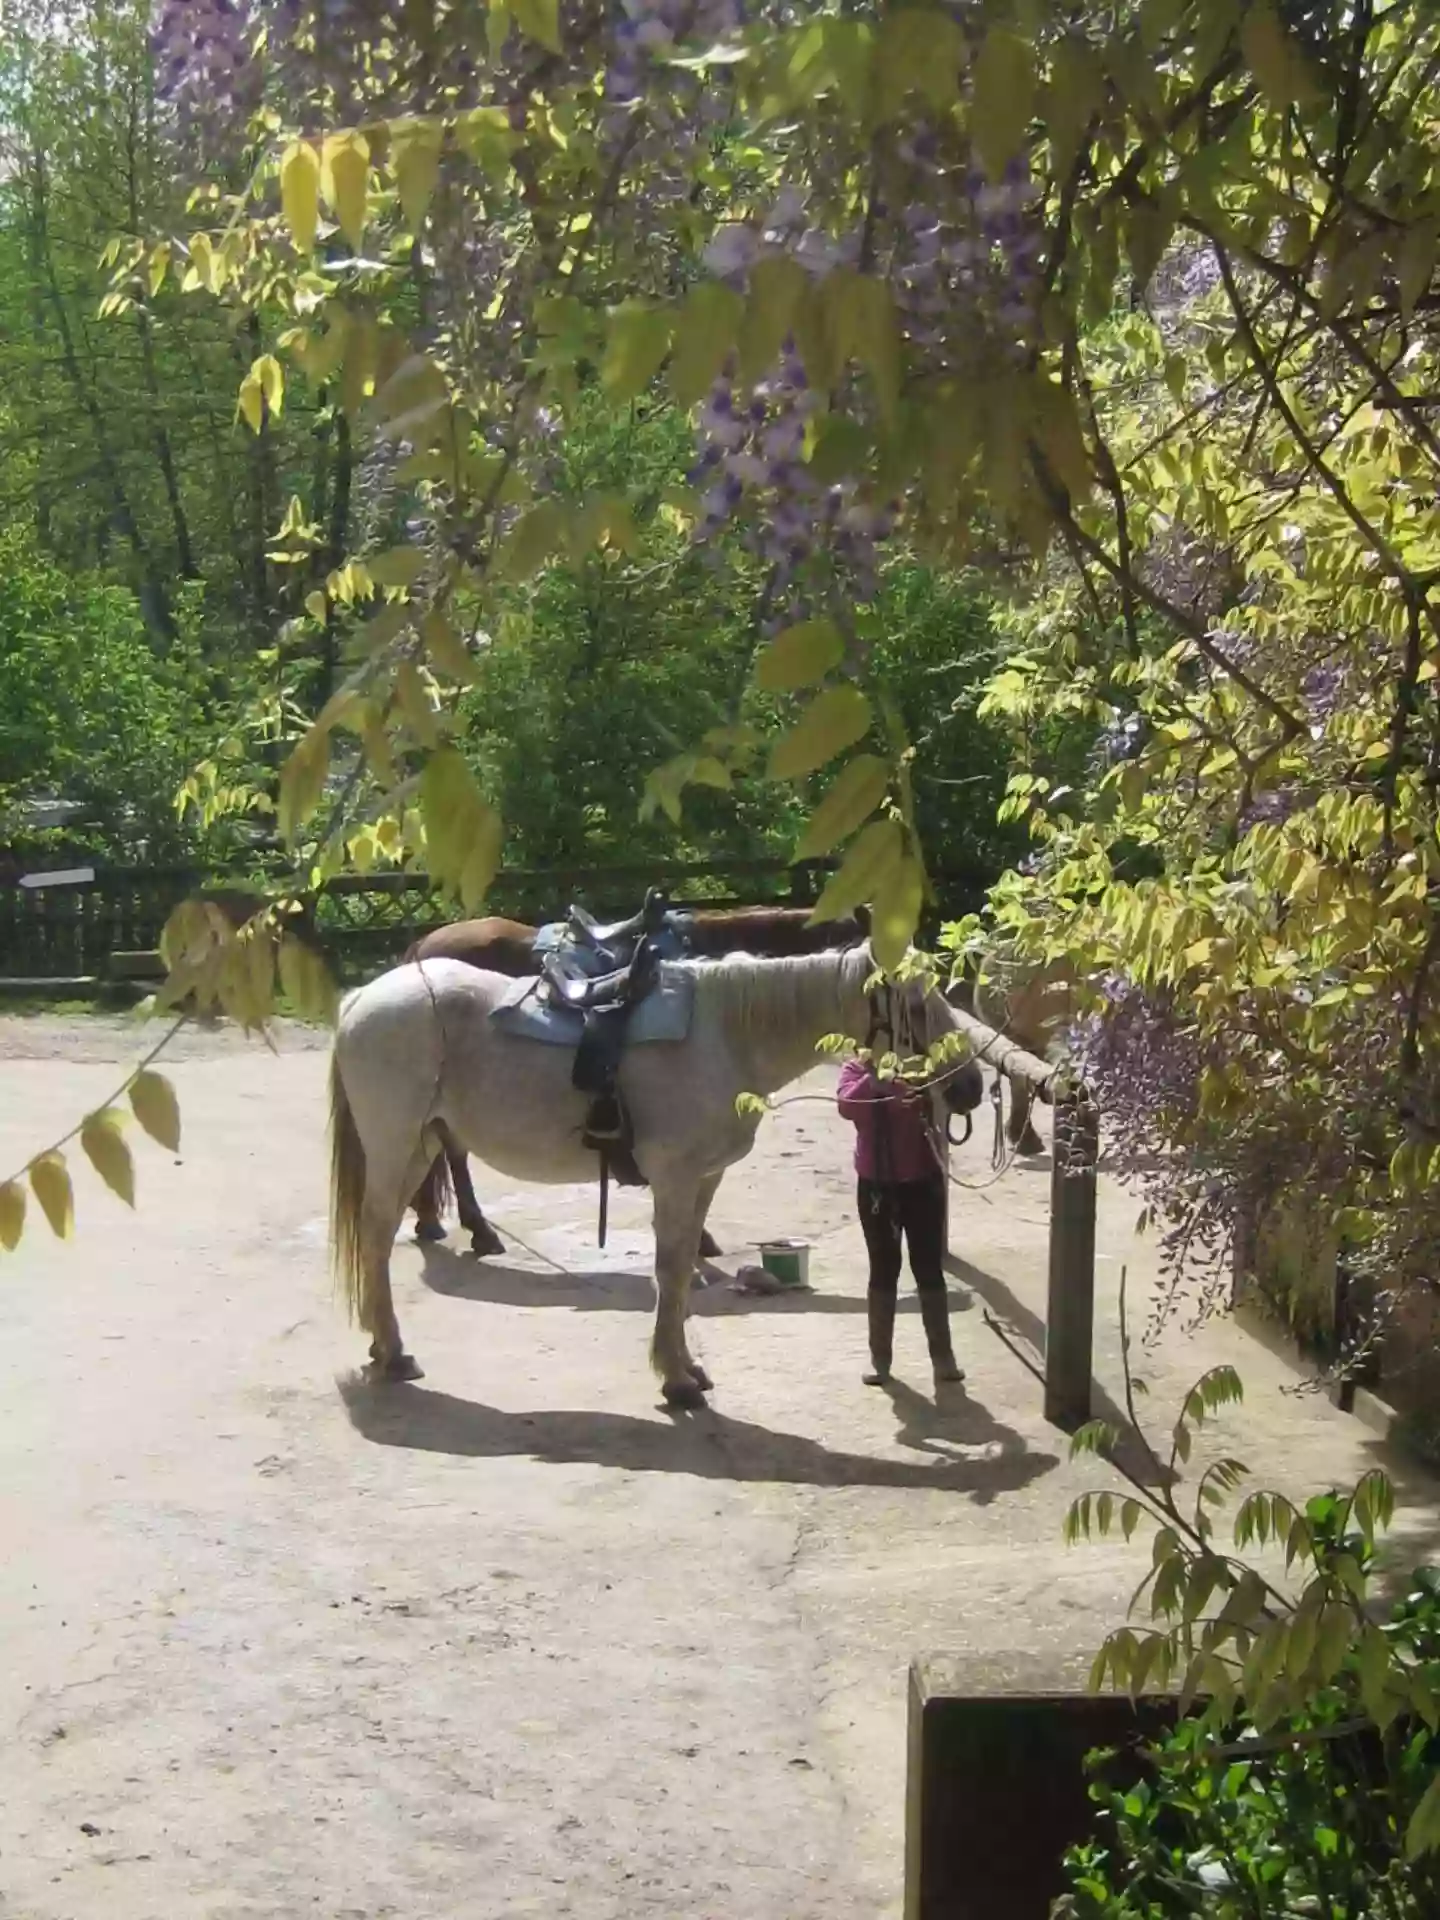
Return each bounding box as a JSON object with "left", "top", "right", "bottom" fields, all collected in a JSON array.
[{"left": 0, "top": 857, "right": 992, "bottom": 982}]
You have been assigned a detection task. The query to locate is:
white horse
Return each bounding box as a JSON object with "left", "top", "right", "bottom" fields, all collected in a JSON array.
[{"left": 329, "top": 943, "right": 980, "bottom": 1408}]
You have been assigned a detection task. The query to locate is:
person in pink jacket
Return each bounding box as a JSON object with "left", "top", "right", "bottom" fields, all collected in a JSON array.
[{"left": 836, "top": 1055, "right": 964, "bottom": 1389}]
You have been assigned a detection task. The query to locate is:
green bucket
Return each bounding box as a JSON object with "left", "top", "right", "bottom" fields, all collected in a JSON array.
[{"left": 758, "top": 1239, "right": 812, "bottom": 1290}]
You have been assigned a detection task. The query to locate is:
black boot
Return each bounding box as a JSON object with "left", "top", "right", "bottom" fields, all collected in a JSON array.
[
  {"left": 919, "top": 1289, "right": 965, "bottom": 1385},
  {"left": 864, "top": 1289, "right": 896, "bottom": 1385}
]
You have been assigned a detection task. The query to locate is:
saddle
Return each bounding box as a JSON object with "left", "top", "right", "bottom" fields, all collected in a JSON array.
[{"left": 537, "top": 887, "right": 675, "bottom": 1245}]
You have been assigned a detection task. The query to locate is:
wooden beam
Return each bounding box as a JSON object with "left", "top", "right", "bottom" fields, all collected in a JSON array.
[
  {"left": 944, "top": 1003, "right": 1059, "bottom": 1099},
  {"left": 1044, "top": 1094, "right": 1099, "bottom": 1429}
]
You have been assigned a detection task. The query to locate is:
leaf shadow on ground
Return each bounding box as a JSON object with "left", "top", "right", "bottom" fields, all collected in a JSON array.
[{"left": 338, "top": 1374, "right": 1059, "bottom": 1503}]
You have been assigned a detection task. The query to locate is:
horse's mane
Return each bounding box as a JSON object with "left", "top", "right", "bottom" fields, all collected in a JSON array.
[{"left": 683, "top": 945, "right": 872, "bottom": 1045}]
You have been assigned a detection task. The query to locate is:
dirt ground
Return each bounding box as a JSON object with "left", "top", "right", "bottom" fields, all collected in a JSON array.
[{"left": 1, "top": 1011, "right": 1437, "bottom": 1919}]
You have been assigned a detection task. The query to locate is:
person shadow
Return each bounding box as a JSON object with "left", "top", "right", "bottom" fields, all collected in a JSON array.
[{"left": 879, "top": 1375, "right": 1042, "bottom": 1509}]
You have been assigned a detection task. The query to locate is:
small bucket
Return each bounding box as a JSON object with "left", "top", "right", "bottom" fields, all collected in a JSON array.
[{"left": 758, "top": 1238, "right": 812, "bottom": 1290}]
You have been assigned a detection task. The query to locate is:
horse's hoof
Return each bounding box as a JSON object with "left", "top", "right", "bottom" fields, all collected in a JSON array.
[
  {"left": 1014, "top": 1128, "right": 1046, "bottom": 1157},
  {"left": 368, "top": 1352, "right": 424, "bottom": 1383},
  {"left": 689, "top": 1364, "right": 714, "bottom": 1393},
  {"left": 414, "top": 1220, "right": 447, "bottom": 1243},
  {"left": 699, "top": 1229, "right": 723, "bottom": 1258},
  {"left": 662, "top": 1378, "right": 709, "bottom": 1410},
  {"left": 468, "top": 1225, "right": 506, "bottom": 1258}
]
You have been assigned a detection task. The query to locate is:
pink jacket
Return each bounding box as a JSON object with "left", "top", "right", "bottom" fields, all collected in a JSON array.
[{"left": 836, "top": 1058, "right": 940, "bottom": 1184}]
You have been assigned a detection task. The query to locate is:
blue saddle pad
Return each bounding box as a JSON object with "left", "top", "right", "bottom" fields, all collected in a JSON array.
[{"left": 489, "top": 966, "right": 696, "bottom": 1048}]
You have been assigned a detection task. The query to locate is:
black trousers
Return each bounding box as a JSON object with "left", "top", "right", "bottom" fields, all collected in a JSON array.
[{"left": 857, "top": 1174, "right": 947, "bottom": 1298}]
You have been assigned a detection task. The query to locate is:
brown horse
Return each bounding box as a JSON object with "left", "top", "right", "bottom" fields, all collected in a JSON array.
[{"left": 404, "top": 904, "right": 868, "bottom": 1257}]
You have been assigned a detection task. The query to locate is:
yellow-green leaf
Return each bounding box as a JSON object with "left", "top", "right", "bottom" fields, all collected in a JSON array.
[
  {"left": 795, "top": 754, "right": 890, "bottom": 858},
  {"left": 279, "top": 937, "right": 339, "bottom": 1024},
  {"left": 1398, "top": 219, "right": 1438, "bottom": 324},
  {"left": 754, "top": 617, "right": 845, "bottom": 693},
  {"left": 670, "top": 282, "right": 744, "bottom": 408},
  {"left": 512, "top": 0, "right": 561, "bottom": 53},
  {"left": 421, "top": 746, "right": 483, "bottom": 885},
  {"left": 421, "top": 608, "right": 476, "bottom": 683},
  {"left": 237, "top": 369, "right": 264, "bottom": 434},
  {"left": 322, "top": 130, "right": 370, "bottom": 249},
  {"left": 738, "top": 255, "right": 807, "bottom": 385},
  {"left": 1406, "top": 1771, "right": 1440, "bottom": 1861},
  {"left": 497, "top": 501, "right": 567, "bottom": 582},
  {"left": 30, "top": 1152, "right": 74, "bottom": 1239},
  {"left": 971, "top": 29, "right": 1035, "bottom": 179},
  {"left": 280, "top": 139, "right": 322, "bottom": 253},
  {"left": 768, "top": 685, "right": 872, "bottom": 780},
  {"left": 828, "top": 272, "right": 901, "bottom": 421},
  {"left": 1240, "top": 0, "right": 1316, "bottom": 109},
  {"left": 367, "top": 545, "right": 427, "bottom": 589},
  {"left": 459, "top": 803, "right": 504, "bottom": 911},
  {"left": 602, "top": 302, "right": 673, "bottom": 400},
  {"left": 277, "top": 727, "right": 330, "bottom": 843},
  {"left": 81, "top": 1109, "right": 135, "bottom": 1208},
  {"left": 0, "top": 1179, "right": 25, "bottom": 1250},
  {"left": 871, "top": 850, "right": 923, "bottom": 971},
  {"left": 807, "top": 818, "right": 902, "bottom": 924},
  {"left": 389, "top": 117, "right": 443, "bottom": 230}
]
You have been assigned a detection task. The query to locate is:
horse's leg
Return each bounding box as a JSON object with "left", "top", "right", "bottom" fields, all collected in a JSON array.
[
  {"left": 359, "top": 1201, "right": 424, "bottom": 1383},
  {"left": 651, "top": 1178, "right": 709, "bottom": 1408},
  {"left": 1008, "top": 1077, "right": 1046, "bottom": 1157},
  {"left": 686, "top": 1175, "right": 724, "bottom": 1374},
  {"left": 443, "top": 1133, "right": 506, "bottom": 1258},
  {"left": 411, "top": 1154, "right": 448, "bottom": 1242}
]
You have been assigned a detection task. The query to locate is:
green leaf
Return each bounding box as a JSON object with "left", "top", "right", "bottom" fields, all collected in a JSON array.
[
  {"left": 794, "top": 755, "right": 890, "bottom": 859},
  {"left": 871, "top": 851, "right": 923, "bottom": 971},
  {"left": 767, "top": 686, "right": 872, "bottom": 780},
  {"left": 670, "top": 282, "right": 744, "bottom": 407},
  {"left": 807, "top": 818, "right": 903, "bottom": 924},
  {"left": 280, "top": 140, "right": 321, "bottom": 253},
  {"left": 755, "top": 617, "right": 845, "bottom": 693},
  {"left": 602, "top": 302, "right": 673, "bottom": 401},
  {"left": 970, "top": 29, "right": 1035, "bottom": 179}
]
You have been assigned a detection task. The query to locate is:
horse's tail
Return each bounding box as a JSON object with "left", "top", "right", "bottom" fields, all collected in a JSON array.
[
  {"left": 329, "top": 1048, "right": 369, "bottom": 1327},
  {"left": 431, "top": 1137, "right": 454, "bottom": 1212}
]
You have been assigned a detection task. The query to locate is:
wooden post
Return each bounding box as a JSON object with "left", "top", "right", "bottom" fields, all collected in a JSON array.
[{"left": 1044, "top": 1093, "right": 1098, "bottom": 1429}]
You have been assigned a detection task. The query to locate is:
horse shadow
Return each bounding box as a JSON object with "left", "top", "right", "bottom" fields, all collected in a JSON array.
[
  {"left": 417, "top": 1244, "right": 973, "bottom": 1321},
  {"left": 944, "top": 1251, "right": 1172, "bottom": 1490},
  {"left": 338, "top": 1375, "right": 1060, "bottom": 1502}
]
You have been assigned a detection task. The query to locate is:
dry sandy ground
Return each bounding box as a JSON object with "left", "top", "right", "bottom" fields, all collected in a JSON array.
[{"left": 1, "top": 1011, "right": 1437, "bottom": 1919}]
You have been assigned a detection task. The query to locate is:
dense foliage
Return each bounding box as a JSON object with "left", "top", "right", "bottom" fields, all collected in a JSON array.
[{"left": 1059, "top": 1368, "right": 1440, "bottom": 1906}]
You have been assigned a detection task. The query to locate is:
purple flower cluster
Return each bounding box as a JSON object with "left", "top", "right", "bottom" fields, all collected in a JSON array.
[
  {"left": 151, "top": 0, "right": 262, "bottom": 152},
  {"left": 890, "top": 148, "right": 1042, "bottom": 357},
  {"left": 606, "top": 0, "right": 745, "bottom": 104}
]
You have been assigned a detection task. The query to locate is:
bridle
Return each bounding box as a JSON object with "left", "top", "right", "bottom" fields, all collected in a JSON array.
[{"left": 864, "top": 979, "right": 974, "bottom": 1155}]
